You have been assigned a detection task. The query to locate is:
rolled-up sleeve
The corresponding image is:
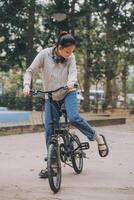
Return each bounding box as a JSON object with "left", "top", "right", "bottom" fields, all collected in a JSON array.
[
  {"left": 68, "top": 54, "right": 77, "bottom": 83},
  {"left": 23, "top": 50, "right": 44, "bottom": 86}
]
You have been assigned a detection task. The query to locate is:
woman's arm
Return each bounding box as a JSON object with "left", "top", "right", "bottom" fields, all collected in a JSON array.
[
  {"left": 23, "top": 50, "right": 44, "bottom": 87},
  {"left": 67, "top": 53, "right": 77, "bottom": 89},
  {"left": 23, "top": 50, "right": 44, "bottom": 96}
]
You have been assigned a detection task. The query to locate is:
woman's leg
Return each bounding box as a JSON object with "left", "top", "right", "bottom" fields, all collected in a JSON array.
[
  {"left": 39, "top": 100, "right": 62, "bottom": 179},
  {"left": 64, "top": 91, "right": 97, "bottom": 141},
  {"left": 44, "top": 99, "right": 62, "bottom": 147},
  {"left": 65, "top": 91, "right": 109, "bottom": 157}
]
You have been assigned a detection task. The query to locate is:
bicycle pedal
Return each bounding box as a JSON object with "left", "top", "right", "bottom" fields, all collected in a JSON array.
[{"left": 80, "top": 142, "right": 90, "bottom": 150}]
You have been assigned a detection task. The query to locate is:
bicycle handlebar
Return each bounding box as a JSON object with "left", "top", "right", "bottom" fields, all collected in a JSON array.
[{"left": 30, "top": 84, "right": 78, "bottom": 95}]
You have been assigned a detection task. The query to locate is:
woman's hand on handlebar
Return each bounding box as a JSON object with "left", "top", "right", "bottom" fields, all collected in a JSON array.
[
  {"left": 23, "top": 82, "right": 78, "bottom": 96},
  {"left": 23, "top": 84, "right": 30, "bottom": 96},
  {"left": 67, "top": 80, "right": 76, "bottom": 90}
]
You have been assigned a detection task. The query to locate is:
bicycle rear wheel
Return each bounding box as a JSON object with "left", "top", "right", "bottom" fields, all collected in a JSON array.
[
  {"left": 71, "top": 134, "right": 83, "bottom": 174},
  {"left": 47, "top": 143, "right": 61, "bottom": 193}
]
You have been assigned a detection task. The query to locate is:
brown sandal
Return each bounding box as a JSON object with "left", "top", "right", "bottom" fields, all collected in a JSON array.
[{"left": 98, "top": 134, "right": 109, "bottom": 157}]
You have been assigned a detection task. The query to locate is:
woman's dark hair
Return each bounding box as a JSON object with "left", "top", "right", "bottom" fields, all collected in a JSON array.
[{"left": 56, "top": 31, "right": 76, "bottom": 48}]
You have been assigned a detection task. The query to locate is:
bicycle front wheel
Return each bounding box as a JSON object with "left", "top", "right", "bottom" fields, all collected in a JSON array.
[
  {"left": 47, "top": 143, "right": 62, "bottom": 193},
  {"left": 71, "top": 134, "right": 83, "bottom": 174}
]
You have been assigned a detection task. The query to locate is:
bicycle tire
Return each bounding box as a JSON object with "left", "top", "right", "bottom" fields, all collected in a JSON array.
[
  {"left": 71, "top": 134, "right": 83, "bottom": 174},
  {"left": 47, "top": 143, "right": 62, "bottom": 193}
]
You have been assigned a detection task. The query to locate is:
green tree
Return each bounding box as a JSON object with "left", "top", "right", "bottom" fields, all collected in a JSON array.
[
  {"left": 0, "top": 0, "right": 28, "bottom": 71},
  {"left": 95, "top": 0, "right": 134, "bottom": 106},
  {"left": 76, "top": 0, "right": 107, "bottom": 111},
  {"left": 26, "top": 0, "right": 36, "bottom": 67}
]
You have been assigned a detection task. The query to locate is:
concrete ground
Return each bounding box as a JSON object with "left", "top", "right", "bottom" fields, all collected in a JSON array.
[{"left": 0, "top": 116, "right": 134, "bottom": 200}]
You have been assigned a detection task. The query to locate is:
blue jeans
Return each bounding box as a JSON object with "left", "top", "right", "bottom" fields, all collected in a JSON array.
[{"left": 44, "top": 91, "right": 97, "bottom": 146}]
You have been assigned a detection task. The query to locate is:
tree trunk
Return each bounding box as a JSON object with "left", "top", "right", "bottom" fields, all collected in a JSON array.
[
  {"left": 122, "top": 65, "right": 128, "bottom": 107},
  {"left": 95, "top": 81, "right": 99, "bottom": 113},
  {"left": 70, "top": 0, "right": 77, "bottom": 36},
  {"left": 105, "top": 5, "right": 114, "bottom": 106},
  {"left": 26, "top": 0, "right": 35, "bottom": 67},
  {"left": 112, "top": 78, "right": 118, "bottom": 108},
  {"left": 105, "top": 78, "right": 112, "bottom": 106},
  {"left": 82, "top": 1, "right": 92, "bottom": 112},
  {"left": 83, "top": 56, "right": 91, "bottom": 111}
]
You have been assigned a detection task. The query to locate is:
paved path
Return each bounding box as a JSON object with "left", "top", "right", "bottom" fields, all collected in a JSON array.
[{"left": 0, "top": 117, "right": 134, "bottom": 200}]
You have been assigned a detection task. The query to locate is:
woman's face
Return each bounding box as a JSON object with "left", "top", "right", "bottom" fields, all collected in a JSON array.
[{"left": 58, "top": 45, "right": 75, "bottom": 59}]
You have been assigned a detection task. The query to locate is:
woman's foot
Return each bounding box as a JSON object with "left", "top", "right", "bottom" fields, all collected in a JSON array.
[
  {"left": 96, "top": 134, "right": 109, "bottom": 157},
  {"left": 39, "top": 169, "right": 48, "bottom": 178},
  {"left": 39, "top": 166, "right": 57, "bottom": 179}
]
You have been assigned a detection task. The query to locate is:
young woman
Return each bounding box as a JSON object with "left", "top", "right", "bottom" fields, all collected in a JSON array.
[{"left": 23, "top": 31, "right": 109, "bottom": 178}]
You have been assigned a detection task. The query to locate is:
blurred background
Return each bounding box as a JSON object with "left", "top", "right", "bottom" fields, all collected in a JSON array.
[{"left": 0, "top": 0, "right": 134, "bottom": 118}]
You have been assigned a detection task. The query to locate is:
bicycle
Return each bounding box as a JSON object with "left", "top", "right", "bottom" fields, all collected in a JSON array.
[{"left": 31, "top": 86, "right": 90, "bottom": 193}]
